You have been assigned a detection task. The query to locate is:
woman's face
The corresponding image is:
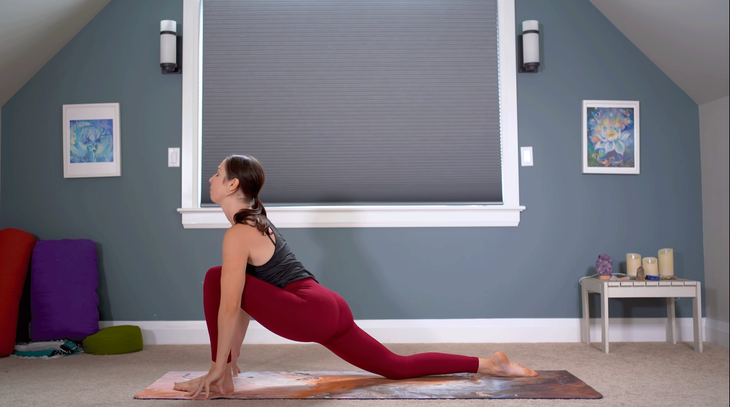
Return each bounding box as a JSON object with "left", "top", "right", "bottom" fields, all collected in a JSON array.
[{"left": 208, "top": 159, "right": 229, "bottom": 204}]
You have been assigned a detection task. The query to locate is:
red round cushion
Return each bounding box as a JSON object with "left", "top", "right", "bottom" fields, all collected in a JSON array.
[{"left": 0, "top": 228, "right": 37, "bottom": 357}]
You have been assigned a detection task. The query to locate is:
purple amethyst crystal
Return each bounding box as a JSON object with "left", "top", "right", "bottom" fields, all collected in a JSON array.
[{"left": 596, "top": 253, "right": 613, "bottom": 276}]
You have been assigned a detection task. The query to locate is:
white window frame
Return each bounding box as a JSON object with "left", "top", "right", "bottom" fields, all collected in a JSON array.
[{"left": 178, "top": 0, "right": 524, "bottom": 229}]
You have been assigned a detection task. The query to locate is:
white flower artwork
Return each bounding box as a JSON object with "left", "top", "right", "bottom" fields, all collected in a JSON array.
[{"left": 582, "top": 100, "right": 640, "bottom": 175}]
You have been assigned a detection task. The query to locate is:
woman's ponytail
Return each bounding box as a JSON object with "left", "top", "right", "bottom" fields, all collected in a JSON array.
[
  {"left": 253, "top": 197, "right": 267, "bottom": 217},
  {"left": 233, "top": 197, "right": 268, "bottom": 234},
  {"left": 225, "top": 154, "right": 269, "bottom": 235}
]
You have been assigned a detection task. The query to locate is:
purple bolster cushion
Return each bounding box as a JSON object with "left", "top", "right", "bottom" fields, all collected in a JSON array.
[{"left": 30, "top": 239, "right": 100, "bottom": 342}]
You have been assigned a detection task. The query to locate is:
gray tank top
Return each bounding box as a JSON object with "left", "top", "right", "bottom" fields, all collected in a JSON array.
[{"left": 245, "top": 218, "right": 318, "bottom": 288}]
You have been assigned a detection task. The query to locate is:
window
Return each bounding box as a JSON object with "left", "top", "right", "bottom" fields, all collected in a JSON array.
[{"left": 179, "top": 0, "right": 523, "bottom": 228}]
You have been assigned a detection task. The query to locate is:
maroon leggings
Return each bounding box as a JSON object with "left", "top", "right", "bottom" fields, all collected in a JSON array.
[{"left": 203, "top": 266, "right": 478, "bottom": 380}]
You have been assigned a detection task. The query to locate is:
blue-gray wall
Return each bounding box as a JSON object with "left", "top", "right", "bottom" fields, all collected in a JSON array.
[{"left": 1, "top": 0, "right": 703, "bottom": 321}]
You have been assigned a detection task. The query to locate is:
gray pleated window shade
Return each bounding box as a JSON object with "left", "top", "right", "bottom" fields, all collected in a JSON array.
[{"left": 201, "top": 0, "right": 501, "bottom": 206}]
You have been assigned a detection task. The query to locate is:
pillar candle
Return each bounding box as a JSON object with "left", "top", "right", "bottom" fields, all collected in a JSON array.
[
  {"left": 642, "top": 257, "right": 658, "bottom": 276},
  {"left": 658, "top": 248, "right": 674, "bottom": 276},
  {"left": 626, "top": 253, "right": 642, "bottom": 277}
]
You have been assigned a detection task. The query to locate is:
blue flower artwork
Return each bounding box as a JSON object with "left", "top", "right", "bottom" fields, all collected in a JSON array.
[
  {"left": 586, "top": 107, "right": 635, "bottom": 168},
  {"left": 69, "top": 119, "right": 114, "bottom": 163}
]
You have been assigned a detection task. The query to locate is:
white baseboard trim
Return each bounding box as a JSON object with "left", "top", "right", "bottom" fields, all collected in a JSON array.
[
  {"left": 705, "top": 318, "right": 729, "bottom": 348},
  {"left": 100, "top": 318, "right": 707, "bottom": 346}
]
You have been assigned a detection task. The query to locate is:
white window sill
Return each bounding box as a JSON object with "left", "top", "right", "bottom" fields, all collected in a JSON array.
[{"left": 177, "top": 205, "right": 525, "bottom": 228}]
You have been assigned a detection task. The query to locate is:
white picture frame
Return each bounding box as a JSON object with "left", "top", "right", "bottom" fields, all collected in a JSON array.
[
  {"left": 582, "top": 100, "right": 640, "bottom": 175},
  {"left": 63, "top": 103, "right": 121, "bottom": 178}
]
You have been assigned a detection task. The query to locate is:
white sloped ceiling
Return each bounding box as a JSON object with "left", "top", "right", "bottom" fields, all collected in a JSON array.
[
  {"left": 0, "top": 0, "right": 110, "bottom": 108},
  {"left": 590, "top": 0, "right": 729, "bottom": 105}
]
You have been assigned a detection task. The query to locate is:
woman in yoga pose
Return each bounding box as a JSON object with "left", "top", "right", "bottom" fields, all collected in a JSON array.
[{"left": 175, "top": 155, "right": 536, "bottom": 399}]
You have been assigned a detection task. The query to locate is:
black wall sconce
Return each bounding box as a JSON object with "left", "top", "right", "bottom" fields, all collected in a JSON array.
[
  {"left": 517, "top": 20, "right": 540, "bottom": 73},
  {"left": 160, "top": 20, "right": 182, "bottom": 74}
]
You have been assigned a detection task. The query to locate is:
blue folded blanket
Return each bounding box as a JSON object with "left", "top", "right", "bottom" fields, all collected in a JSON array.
[{"left": 12, "top": 340, "right": 83, "bottom": 359}]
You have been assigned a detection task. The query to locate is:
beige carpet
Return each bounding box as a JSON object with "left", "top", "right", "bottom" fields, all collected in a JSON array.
[{"left": 0, "top": 342, "right": 727, "bottom": 406}]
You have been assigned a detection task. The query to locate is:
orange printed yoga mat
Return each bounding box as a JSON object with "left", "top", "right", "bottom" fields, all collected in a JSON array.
[{"left": 135, "top": 371, "right": 602, "bottom": 400}]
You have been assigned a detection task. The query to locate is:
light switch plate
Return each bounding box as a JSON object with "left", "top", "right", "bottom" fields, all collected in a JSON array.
[
  {"left": 521, "top": 146, "right": 533, "bottom": 166},
  {"left": 168, "top": 148, "right": 180, "bottom": 167}
]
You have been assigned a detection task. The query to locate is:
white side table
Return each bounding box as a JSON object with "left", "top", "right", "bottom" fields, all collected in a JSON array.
[{"left": 580, "top": 277, "right": 703, "bottom": 353}]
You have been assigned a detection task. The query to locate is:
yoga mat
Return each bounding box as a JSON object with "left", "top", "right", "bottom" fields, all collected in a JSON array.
[{"left": 135, "top": 371, "right": 602, "bottom": 400}]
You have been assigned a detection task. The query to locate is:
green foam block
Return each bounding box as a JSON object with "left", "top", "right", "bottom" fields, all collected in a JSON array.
[{"left": 82, "top": 325, "right": 143, "bottom": 355}]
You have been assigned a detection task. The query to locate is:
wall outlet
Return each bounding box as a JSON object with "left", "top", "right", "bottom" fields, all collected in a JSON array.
[
  {"left": 168, "top": 148, "right": 180, "bottom": 167},
  {"left": 521, "top": 146, "right": 533, "bottom": 166}
]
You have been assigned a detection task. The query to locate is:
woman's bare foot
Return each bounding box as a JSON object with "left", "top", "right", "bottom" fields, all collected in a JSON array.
[
  {"left": 477, "top": 351, "right": 537, "bottom": 377},
  {"left": 173, "top": 365, "right": 235, "bottom": 395},
  {"left": 174, "top": 375, "right": 205, "bottom": 393}
]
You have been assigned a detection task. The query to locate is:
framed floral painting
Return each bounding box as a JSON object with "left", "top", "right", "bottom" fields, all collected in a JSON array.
[
  {"left": 62, "top": 103, "right": 121, "bottom": 178},
  {"left": 582, "top": 100, "right": 639, "bottom": 174}
]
